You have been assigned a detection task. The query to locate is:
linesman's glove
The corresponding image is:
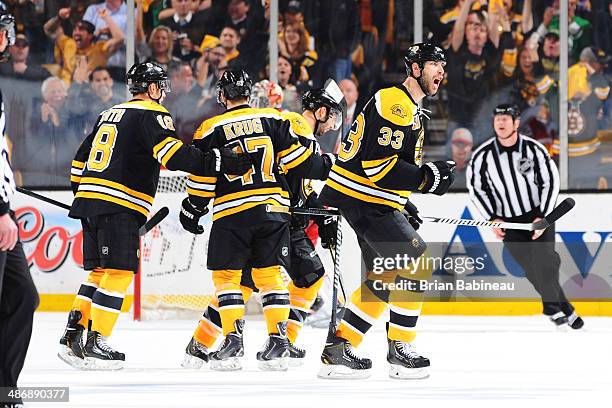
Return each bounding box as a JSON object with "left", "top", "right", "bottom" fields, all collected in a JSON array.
[
  {"left": 419, "top": 160, "right": 456, "bottom": 195},
  {"left": 180, "top": 198, "right": 208, "bottom": 234},
  {"left": 402, "top": 200, "right": 423, "bottom": 231},
  {"left": 211, "top": 147, "right": 252, "bottom": 175}
]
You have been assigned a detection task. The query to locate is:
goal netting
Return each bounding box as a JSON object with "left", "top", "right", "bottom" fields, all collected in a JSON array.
[{"left": 136, "top": 170, "right": 215, "bottom": 320}]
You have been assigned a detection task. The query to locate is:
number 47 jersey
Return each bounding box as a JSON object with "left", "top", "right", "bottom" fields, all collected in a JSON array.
[
  {"left": 187, "top": 105, "right": 331, "bottom": 228},
  {"left": 69, "top": 100, "right": 217, "bottom": 225}
]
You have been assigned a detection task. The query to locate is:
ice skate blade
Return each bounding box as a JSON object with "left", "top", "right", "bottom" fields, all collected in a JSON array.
[
  {"left": 289, "top": 357, "right": 305, "bottom": 367},
  {"left": 258, "top": 356, "right": 289, "bottom": 371},
  {"left": 57, "top": 346, "right": 87, "bottom": 370},
  {"left": 181, "top": 353, "right": 206, "bottom": 369},
  {"left": 84, "top": 357, "right": 124, "bottom": 371},
  {"left": 389, "top": 364, "right": 429, "bottom": 380},
  {"left": 210, "top": 357, "right": 242, "bottom": 371},
  {"left": 317, "top": 364, "right": 371, "bottom": 379}
]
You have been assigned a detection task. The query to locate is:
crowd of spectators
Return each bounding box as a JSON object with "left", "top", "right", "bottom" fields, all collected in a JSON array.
[{"left": 0, "top": 0, "right": 609, "bottom": 189}]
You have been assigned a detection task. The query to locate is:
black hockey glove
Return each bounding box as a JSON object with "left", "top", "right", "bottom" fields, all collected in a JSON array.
[
  {"left": 402, "top": 200, "right": 423, "bottom": 231},
  {"left": 419, "top": 160, "right": 456, "bottom": 195},
  {"left": 305, "top": 193, "right": 338, "bottom": 249},
  {"left": 211, "top": 147, "right": 252, "bottom": 175},
  {"left": 180, "top": 198, "right": 208, "bottom": 234}
]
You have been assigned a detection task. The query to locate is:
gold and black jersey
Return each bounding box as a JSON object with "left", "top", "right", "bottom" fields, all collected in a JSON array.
[
  {"left": 280, "top": 111, "right": 323, "bottom": 208},
  {"left": 187, "top": 105, "right": 330, "bottom": 227},
  {"left": 320, "top": 85, "right": 426, "bottom": 211},
  {"left": 70, "top": 99, "right": 216, "bottom": 224}
]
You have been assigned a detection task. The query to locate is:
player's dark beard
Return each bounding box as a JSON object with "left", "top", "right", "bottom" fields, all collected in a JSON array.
[{"left": 417, "top": 74, "right": 438, "bottom": 97}]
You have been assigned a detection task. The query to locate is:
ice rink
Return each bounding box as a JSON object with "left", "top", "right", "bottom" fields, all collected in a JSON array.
[{"left": 18, "top": 312, "right": 612, "bottom": 407}]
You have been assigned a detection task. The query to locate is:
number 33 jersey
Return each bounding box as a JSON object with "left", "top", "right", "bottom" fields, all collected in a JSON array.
[
  {"left": 69, "top": 99, "right": 216, "bottom": 225},
  {"left": 320, "top": 85, "right": 426, "bottom": 211},
  {"left": 188, "top": 105, "right": 330, "bottom": 228}
]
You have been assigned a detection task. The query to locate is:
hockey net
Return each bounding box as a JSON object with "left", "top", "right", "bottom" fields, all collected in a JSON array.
[{"left": 135, "top": 170, "right": 216, "bottom": 320}]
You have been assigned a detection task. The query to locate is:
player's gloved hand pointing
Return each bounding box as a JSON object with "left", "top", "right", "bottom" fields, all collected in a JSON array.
[
  {"left": 402, "top": 200, "right": 423, "bottom": 231},
  {"left": 179, "top": 198, "right": 208, "bottom": 234},
  {"left": 419, "top": 160, "right": 456, "bottom": 195},
  {"left": 212, "top": 147, "right": 252, "bottom": 175}
]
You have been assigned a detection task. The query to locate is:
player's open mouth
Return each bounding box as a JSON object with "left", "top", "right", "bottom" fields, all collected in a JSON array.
[{"left": 433, "top": 79, "right": 441, "bottom": 86}]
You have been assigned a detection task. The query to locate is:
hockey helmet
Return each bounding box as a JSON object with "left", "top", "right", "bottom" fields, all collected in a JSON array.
[
  {"left": 493, "top": 103, "right": 520, "bottom": 120},
  {"left": 403, "top": 42, "right": 446, "bottom": 75},
  {"left": 126, "top": 62, "right": 171, "bottom": 95},
  {"left": 301, "top": 79, "right": 344, "bottom": 131},
  {"left": 216, "top": 69, "right": 252, "bottom": 106},
  {"left": 0, "top": 10, "right": 16, "bottom": 62}
]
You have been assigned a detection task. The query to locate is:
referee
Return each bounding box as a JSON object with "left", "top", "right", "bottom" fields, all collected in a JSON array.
[
  {"left": 466, "top": 104, "right": 583, "bottom": 329},
  {"left": 0, "top": 11, "right": 39, "bottom": 408}
]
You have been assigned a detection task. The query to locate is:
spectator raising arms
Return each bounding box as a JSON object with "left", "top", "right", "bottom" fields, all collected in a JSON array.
[{"left": 44, "top": 10, "right": 123, "bottom": 85}]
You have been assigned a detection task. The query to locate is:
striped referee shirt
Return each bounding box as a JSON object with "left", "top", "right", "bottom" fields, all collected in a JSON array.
[
  {"left": 466, "top": 134, "right": 559, "bottom": 220},
  {"left": 0, "top": 90, "right": 16, "bottom": 215}
]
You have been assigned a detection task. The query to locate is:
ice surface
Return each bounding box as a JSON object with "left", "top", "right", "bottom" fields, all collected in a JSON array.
[{"left": 20, "top": 313, "right": 612, "bottom": 407}]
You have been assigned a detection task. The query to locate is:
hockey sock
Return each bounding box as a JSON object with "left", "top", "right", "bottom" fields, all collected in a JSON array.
[
  {"left": 194, "top": 285, "right": 254, "bottom": 348},
  {"left": 90, "top": 269, "right": 133, "bottom": 336},
  {"left": 252, "top": 266, "right": 289, "bottom": 334},
  {"left": 336, "top": 283, "right": 387, "bottom": 347},
  {"left": 287, "top": 277, "right": 324, "bottom": 344},
  {"left": 71, "top": 268, "right": 105, "bottom": 327},
  {"left": 213, "top": 269, "right": 245, "bottom": 336},
  {"left": 386, "top": 303, "right": 422, "bottom": 343}
]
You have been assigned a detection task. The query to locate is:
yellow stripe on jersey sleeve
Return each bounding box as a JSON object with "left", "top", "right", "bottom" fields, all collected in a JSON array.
[
  {"left": 70, "top": 175, "right": 82, "bottom": 183},
  {"left": 332, "top": 166, "right": 409, "bottom": 197},
  {"left": 362, "top": 156, "right": 399, "bottom": 183},
  {"left": 72, "top": 160, "right": 85, "bottom": 169},
  {"left": 160, "top": 140, "right": 183, "bottom": 167},
  {"left": 326, "top": 178, "right": 404, "bottom": 210},
  {"left": 277, "top": 143, "right": 312, "bottom": 171},
  {"left": 153, "top": 137, "right": 176, "bottom": 157},
  {"left": 214, "top": 187, "right": 289, "bottom": 205}
]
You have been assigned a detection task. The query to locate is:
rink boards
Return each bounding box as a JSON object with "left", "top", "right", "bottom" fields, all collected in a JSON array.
[{"left": 13, "top": 191, "right": 612, "bottom": 316}]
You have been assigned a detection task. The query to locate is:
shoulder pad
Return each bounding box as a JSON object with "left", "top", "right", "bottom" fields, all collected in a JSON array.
[
  {"left": 114, "top": 100, "right": 170, "bottom": 114},
  {"left": 374, "top": 87, "right": 416, "bottom": 127},
  {"left": 282, "top": 111, "right": 314, "bottom": 139}
]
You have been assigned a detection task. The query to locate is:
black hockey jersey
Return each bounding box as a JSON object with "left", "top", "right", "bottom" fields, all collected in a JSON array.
[
  {"left": 320, "top": 85, "right": 426, "bottom": 211},
  {"left": 70, "top": 99, "right": 217, "bottom": 224},
  {"left": 187, "top": 105, "right": 330, "bottom": 227}
]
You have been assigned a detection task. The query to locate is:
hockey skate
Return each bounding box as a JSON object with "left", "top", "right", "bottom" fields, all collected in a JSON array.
[
  {"left": 181, "top": 337, "right": 209, "bottom": 369},
  {"left": 288, "top": 341, "right": 306, "bottom": 367},
  {"left": 387, "top": 340, "right": 430, "bottom": 379},
  {"left": 84, "top": 331, "right": 125, "bottom": 370},
  {"left": 318, "top": 333, "right": 372, "bottom": 379},
  {"left": 567, "top": 312, "right": 584, "bottom": 330},
  {"left": 209, "top": 319, "right": 244, "bottom": 371},
  {"left": 57, "top": 310, "right": 87, "bottom": 369},
  {"left": 256, "top": 322, "right": 289, "bottom": 371},
  {"left": 549, "top": 311, "right": 568, "bottom": 327}
]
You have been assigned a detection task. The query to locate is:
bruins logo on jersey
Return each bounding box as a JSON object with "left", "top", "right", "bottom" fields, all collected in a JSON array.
[{"left": 391, "top": 104, "right": 407, "bottom": 118}]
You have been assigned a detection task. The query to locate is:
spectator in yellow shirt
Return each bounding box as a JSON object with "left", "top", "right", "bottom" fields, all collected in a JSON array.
[{"left": 43, "top": 8, "right": 124, "bottom": 85}]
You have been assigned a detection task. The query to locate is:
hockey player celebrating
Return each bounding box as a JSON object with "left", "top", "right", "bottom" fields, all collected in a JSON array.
[
  {"left": 181, "top": 83, "right": 344, "bottom": 369},
  {"left": 58, "top": 62, "right": 252, "bottom": 370},
  {"left": 318, "top": 43, "right": 455, "bottom": 379},
  {"left": 178, "top": 69, "right": 334, "bottom": 371}
]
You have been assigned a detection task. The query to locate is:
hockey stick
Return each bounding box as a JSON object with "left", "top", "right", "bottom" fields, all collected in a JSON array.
[
  {"left": 16, "top": 186, "right": 169, "bottom": 236},
  {"left": 327, "top": 216, "right": 343, "bottom": 339},
  {"left": 422, "top": 198, "right": 575, "bottom": 231},
  {"left": 327, "top": 246, "right": 347, "bottom": 306},
  {"left": 266, "top": 205, "right": 341, "bottom": 217},
  {"left": 17, "top": 186, "right": 71, "bottom": 210}
]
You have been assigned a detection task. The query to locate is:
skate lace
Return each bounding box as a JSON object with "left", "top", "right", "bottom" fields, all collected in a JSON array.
[
  {"left": 396, "top": 342, "right": 419, "bottom": 358},
  {"left": 97, "top": 336, "right": 116, "bottom": 353},
  {"left": 343, "top": 342, "right": 363, "bottom": 361}
]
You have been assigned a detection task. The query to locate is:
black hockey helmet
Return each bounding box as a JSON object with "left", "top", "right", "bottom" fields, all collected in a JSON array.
[
  {"left": 403, "top": 42, "right": 446, "bottom": 75},
  {"left": 301, "top": 79, "right": 345, "bottom": 132},
  {"left": 216, "top": 69, "right": 252, "bottom": 106},
  {"left": 0, "top": 9, "right": 16, "bottom": 62},
  {"left": 126, "top": 62, "right": 170, "bottom": 95},
  {"left": 493, "top": 103, "right": 520, "bottom": 120}
]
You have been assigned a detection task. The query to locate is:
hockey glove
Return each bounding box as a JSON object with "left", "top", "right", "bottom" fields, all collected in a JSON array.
[
  {"left": 402, "top": 200, "right": 423, "bottom": 231},
  {"left": 305, "top": 193, "right": 338, "bottom": 249},
  {"left": 180, "top": 198, "right": 208, "bottom": 234},
  {"left": 419, "top": 160, "right": 456, "bottom": 195},
  {"left": 212, "top": 147, "right": 253, "bottom": 175}
]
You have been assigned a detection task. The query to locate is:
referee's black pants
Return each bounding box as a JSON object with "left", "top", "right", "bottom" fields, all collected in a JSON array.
[
  {"left": 0, "top": 235, "right": 39, "bottom": 392},
  {"left": 503, "top": 224, "right": 574, "bottom": 316}
]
